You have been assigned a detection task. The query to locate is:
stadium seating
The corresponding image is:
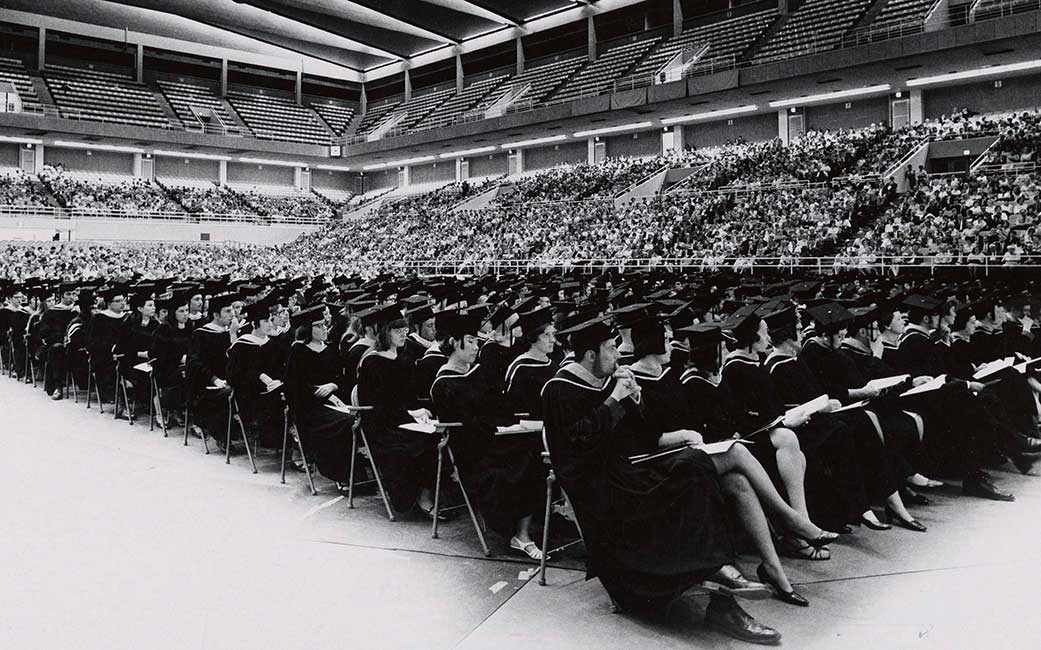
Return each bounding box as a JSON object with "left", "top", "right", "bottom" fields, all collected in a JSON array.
[
  {"left": 751, "top": 0, "right": 873, "bottom": 64},
  {"left": 869, "top": 0, "right": 938, "bottom": 31},
  {"left": 44, "top": 65, "right": 173, "bottom": 129},
  {"left": 473, "top": 55, "right": 588, "bottom": 115},
  {"left": 163, "top": 181, "right": 257, "bottom": 217},
  {"left": 228, "top": 184, "right": 339, "bottom": 222},
  {"left": 311, "top": 187, "right": 356, "bottom": 206},
  {"left": 0, "top": 168, "right": 50, "bottom": 207},
  {"left": 548, "top": 37, "right": 662, "bottom": 102},
  {"left": 225, "top": 91, "right": 332, "bottom": 145},
  {"left": 627, "top": 9, "right": 778, "bottom": 81},
  {"left": 973, "top": 0, "right": 1039, "bottom": 21},
  {"left": 413, "top": 75, "right": 509, "bottom": 130},
  {"left": 309, "top": 100, "right": 357, "bottom": 136},
  {"left": 0, "top": 57, "right": 41, "bottom": 111},
  {"left": 354, "top": 99, "right": 402, "bottom": 138},
  {"left": 40, "top": 165, "right": 182, "bottom": 214},
  {"left": 156, "top": 79, "right": 248, "bottom": 135},
  {"left": 379, "top": 86, "right": 456, "bottom": 134}
]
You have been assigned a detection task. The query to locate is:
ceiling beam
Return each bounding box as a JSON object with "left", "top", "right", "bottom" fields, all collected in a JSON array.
[{"left": 335, "top": 0, "right": 462, "bottom": 45}]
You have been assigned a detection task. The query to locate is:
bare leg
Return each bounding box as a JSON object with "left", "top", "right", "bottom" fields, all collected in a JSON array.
[
  {"left": 719, "top": 473, "right": 794, "bottom": 592},
  {"left": 885, "top": 491, "right": 914, "bottom": 521},
  {"left": 769, "top": 427, "right": 810, "bottom": 520},
  {"left": 417, "top": 487, "right": 434, "bottom": 511},
  {"left": 710, "top": 442, "right": 825, "bottom": 541},
  {"left": 514, "top": 515, "right": 535, "bottom": 544}
]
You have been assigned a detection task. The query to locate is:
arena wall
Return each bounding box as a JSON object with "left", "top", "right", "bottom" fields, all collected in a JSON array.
[
  {"left": 686, "top": 113, "right": 776, "bottom": 149},
  {"left": 924, "top": 74, "right": 1041, "bottom": 119},
  {"left": 526, "top": 140, "right": 588, "bottom": 171},
  {"left": 469, "top": 153, "right": 508, "bottom": 179},
  {"left": 226, "top": 162, "right": 294, "bottom": 187},
  {"left": 154, "top": 157, "right": 220, "bottom": 183},
  {"left": 43, "top": 148, "right": 133, "bottom": 175},
  {"left": 411, "top": 161, "right": 456, "bottom": 185},
  {"left": 806, "top": 97, "right": 890, "bottom": 133},
  {"left": 606, "top": 130, "right": 662, "bottom": 159},
  {"left": 311, "top": 169, "right": 355, "bottom": 191},
  {"left": 0, "top": 143, "right": 19, "bottom": 168}
]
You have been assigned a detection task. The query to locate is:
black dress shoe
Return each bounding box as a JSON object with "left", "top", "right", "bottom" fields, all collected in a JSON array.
[
  {"left": 702, "top": 566, "right": 772, "bottom": 600},
  {"left": 1010, "top": 452, "right": 1041, "bottom": 475},
  {"left": 756, "top": 564, "right": 809, "bottom": 607},
  {"left": 884, "top": 505, "right": 927, "bottom": 532},
  {"left": 705, "top": 596, "right": 782, "bottom": 645},
  {"left": 901, "top": 488, "right": 931, "bottom": 506},
  {"left": 859, "top": 513, "right": 891, "bottom": 531},
  {"left": 963, "top": 475, "right": 1015, "bottom": 502}
]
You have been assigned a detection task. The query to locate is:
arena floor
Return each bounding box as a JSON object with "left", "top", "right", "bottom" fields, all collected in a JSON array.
[{"left": 2, "top": 377, "right": 1040, "bottom": 650}]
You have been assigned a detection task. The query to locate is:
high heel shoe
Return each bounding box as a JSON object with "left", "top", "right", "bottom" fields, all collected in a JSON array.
[
  {"left": 884, "top": 505, "right": 927, "bottom": 532},
  {"left": 756, "top": 564, "right": 809, "bottom": 607},
  {"left": 901, "top": 487, "right": 931, "bottom": 506},
  {"left": 859, "top": 512, "right": 892, "bottom": 531}
]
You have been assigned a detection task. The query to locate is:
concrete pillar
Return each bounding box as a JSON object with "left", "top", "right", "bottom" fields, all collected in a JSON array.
[
  {"left": 777, "top": 109, "right": 790, "bottom": 145},
  {"left": 508, "top": 149, "right": 524, "bottom": 176},
  {"left": 673, "top": 0, "right": 683, "bottom": 37},
  {"left": 31, "top": 143, "right": 44, "bottom": 174},
  {"left": 404, "top": 67, "right": 412, "bottom": 102},
  {"left": 220, "top": 59, "right": 228, "bottom": 97},
  {"left": 133, "top": 153, "right": 143, "bottom": 178},
  {"left": 360, "top": 84, "right": 368, "bottom": 115},
  {"left": 662, "top": 126, "right": 685, "bottom": 156},
  {"left": 295, "top": 68, "right": 303, "bottom": 105},
  {"left": 779, "top": 0, "right": 791, "bottom": 16},
  {"left": 516, "top": 37, "right": 525, "bottom": 75},
  {"left": 135, "top": 44, "right": 144, "bottom": 83},
  {"left": 587, "top": 16, "right": 597, "bottom": 62},
  {"left": 455, "top": 53, "right": 464, "bottom": 95},
  {"left": 218, "top": 159, "right": 227, "bottom": 185},
  {"left": 455, "top": 158, "right": 463, "bottom": 182},
  {"left": 587, "top": 138, "right": 596, "bottom": 164},
  {"left": 37, "top": 27, "right": 46, "bottom": 71},
  {"left": 401, "top": 165, "right": 411, "bottom": 187},
  {"left": 909, "top": 89, "right": 924, "bottom": 125}
]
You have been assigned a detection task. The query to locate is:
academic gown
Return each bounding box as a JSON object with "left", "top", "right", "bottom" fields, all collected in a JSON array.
[
  {"left": 541, "top": 363, "right": 735, "bottom": 616},
  {"left": 357, "top": 351, "right": 439, "bottom": 512},
  {"left": 946, "top": 335, "right": 1035, "bottom": 438},
  {"left": 187, "top": 323, "right": 232, "bottom": 439},
  {"left": 677, "top": 367, "right": 745, "bottom": 442},
  {"left": 504, "top": 352, "right": 556, "bottom": 419},
  {"left": 413, "top": 346, "right": 446, "bottom": 403},
  {"left": 6, "top": 307, "right": 31, "bottom": 378},
  {"left": 429, "top": 363, "right": 544, "bottom": 537},
  {"left": 38, "top": 304, "right": 77, "bottom": 394},
  {"left": 66, "top": 314, "right": 90, "bottom": 390},
  {"left": 283, "top": 341, "right": 351, "bottom": 482},
  {"left": 477, "top": 340, "right": 518, "bottom": 393},
  {"left": 340, "top": 338, "right": 372, "bottom": 397},
  {"left": 117, "top": 318, "right": 159, "bottom": 406},
  {"left": 86, "top": 310, "right": 126, "bottom": 400},
  {"left": 227, "top": 334, "right": 285, "bottom": 448},
  {"left": 762, "top": 349, "right": 877, "bottom": 525},
  {"left": 884, "top": 329, "right": 1002, "bottom": 476},
  {"left": 400, "top": 332, "right": 433, "bottom": 369},
  {"left": 150, "top": 321, "right": 192, "bottom": 412}
]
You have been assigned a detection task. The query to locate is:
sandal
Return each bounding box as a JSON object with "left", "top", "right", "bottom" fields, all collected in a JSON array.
[
  {"left": 418, "top": 504, "right": 448, "bottom": 521},
  {"left": 907, "top": 474, "right": 944, "bottom": 489},
  {"left": 510, "top": 537, "right": 545, "bottom": 560},
  {"left": 806, "top": 531, "right": 840, "bottom": 548},
  {"left": 779, "top": 537, "right": 831, "bottom": 561}
]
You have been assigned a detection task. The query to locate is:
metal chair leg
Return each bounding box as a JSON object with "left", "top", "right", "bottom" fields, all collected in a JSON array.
[
  {"left": 447, "top": 445, "right": 490, "bottom": 557},
  {"left": 359, "top": 428, "right": 395, "bottom": 521},
  {"left": 347, "top": 428, "right": 358, "bottom": 508},
  {"left": 119, "top": 375, "right": 134, "bottom": 426},
  {"left": 225, "top": 398, "right": 234, "bottom": 465},
  {"left": 280, "top": 413, "right": 289, "bottom": 485},
  {"left": 296, "top": 424, "right": 316, "bottom": 496},
  {"left": 432, "top": 433, "right": 447, "bottom": 539},
  {"left": 539, "top": 470, "right": 556, "bottom": 586},
  {"left": 148, "top": 374, "right": 155, "bottom": 432},
  {"left": 235, "top": 407, "right": 258, "bottom": 474}
]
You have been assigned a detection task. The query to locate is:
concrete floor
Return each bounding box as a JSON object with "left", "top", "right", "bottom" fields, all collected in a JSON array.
[{"left": 2, "top": 377, "right": 1040, "bottom": 650}]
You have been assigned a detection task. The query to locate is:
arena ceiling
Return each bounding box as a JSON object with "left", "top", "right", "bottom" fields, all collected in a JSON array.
[{"left": 4, "top": 0, "right": 649, "bottom": 81}]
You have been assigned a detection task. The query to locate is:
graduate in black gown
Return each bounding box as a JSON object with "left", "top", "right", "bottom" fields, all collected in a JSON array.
[
  {"left": 38, "top": 283, "right": 78, "bottom": 399},
  {"left": 117, "top": 292, "right": 159, "bottom": 415},
  {"left": 227, "top": 299, "right": 286, "bottom": 449},
  {"left": 429, "top": 310, "right": 546, "bottom": 559},
  {"left": 795, "top": 304, "right": 927, "bottom": 532},
  {"left": 4, "top": 287, "right": 31, "bottom": 380},
  {"left": 400, "top": 303, "right": 437, "bottom": 369},
  {"left": 504, "top": 307, "right": 557, "bottom": 418},
  {"left": 340, "top": 304, "right": 378, "bottom": 397},
  {"left": 476, "top": 303, "right": 519, "bottom": 393},
  {"left": 718, "top": 312, "right": 838, "bottom": 559},
  {"left": 625, "top": 317, "right": 838, "bottom": 607},
  {"left": 65, "top": 290, "right": 96, "bottom": 393},
  {"left": 187, "top": 292, "right": 236, "bottom": 444},
  {"left": 412, "top": 309, "right": 452, "bottom": 403},
  {"left": 86, "top": 286, "right": 128, "bottom": 403},
  {"left": 283, "top": 305, "right": 352, "bottom": 482},
  {"left": 877, "top": 297, "right": 1016, "bottom": 500},
  {"left": 541, "top": 316, "right": 784, "bottom": 644},
  {"left": 356, "top": 303, "right": 440, "bottom": 516},
  {"left": 150, "top": 292, "right": 192, "bottom": 428}
]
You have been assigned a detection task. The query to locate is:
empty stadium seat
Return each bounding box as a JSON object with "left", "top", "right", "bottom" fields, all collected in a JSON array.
[
  {"left": 156, "top": 79, "right": 248, "bottom": 136},
  {"left": 225, "top": 91, "right": 332, "bottom": 145},
  {"left": 309, "top": 101, "right": 357, "bottom": 136},
  {"left": 354, "top": 100, "right": 401, "bottom": 138},
  {"left": 549, "top": 37, "right": 662, "bottom": 103},
  {"left": 378, "top": 86, "right": 456, "bottom": 136},
  {"left": 414, "top": 75, "right": 509, "bottom": 131},
  {"left": 751, "top": 0, "right": 873, "bottom": 65},
  {"left": 471, "top": 56, "right": 587, "bottom": 116},
  {"left": 0, "top": 57, "right": 42, "bottom": 111},
  {"left": 628, "top": 9, "right": 778, "bottom": 81},
  {"left": 44, "top": 64, "right": 174, "bottom": 129},
  {"left": 870, "top": 0, "right": 938, "bottom": 31}
]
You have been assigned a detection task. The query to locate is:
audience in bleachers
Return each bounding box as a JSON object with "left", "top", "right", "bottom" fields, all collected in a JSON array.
[
  {"left": 40, "top": 165, "right": 182, "bottom": 214},
  {"left": 0, "top": 169, "right": 50, "bottom": 207}
]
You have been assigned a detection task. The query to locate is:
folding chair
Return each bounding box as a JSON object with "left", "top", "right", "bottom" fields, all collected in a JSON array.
[
  {"left": 281, "top": 409, "right": 317, "bottom": 495},
  {"left": 225, "top": 392, "right": 259, "bottom": 474},
  {"left": 182, "top": 375, "right": 211, "bottom": 454},
  {"left": 112, "top": 355, "right": 135, "bottom": 426},
  {"left": 85, "top": 351, "right": 105, "bottom": 413},
  {"left": 65, "top": 347, "right": 87, "bottom": 403},
  {"left": 24, "top": 333, "right": 36, "bottom": 387},
  {"left": 430, "top": 424, "right": 490, "bottom": 557},
  {"left": 539, "top": 428, "right": 585, "bottom": 586},
  {"left": 142, "top": 360, "right": 166, "bottom": 435},
  {"left": 348, "top": 386, "right": 396, "bottom": 521}
]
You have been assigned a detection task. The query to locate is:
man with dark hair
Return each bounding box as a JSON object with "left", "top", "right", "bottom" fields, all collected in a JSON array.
[
  {"left": 187, "top": 293, "right": 236, "bottom": 445},
  {"left": 39, "top": 283, "right": 78, "bottom": 399}
]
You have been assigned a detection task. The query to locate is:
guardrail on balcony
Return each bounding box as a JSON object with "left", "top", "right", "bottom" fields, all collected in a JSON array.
[{"left": 0, "top": 204, "right": 328, "bottom": 225}]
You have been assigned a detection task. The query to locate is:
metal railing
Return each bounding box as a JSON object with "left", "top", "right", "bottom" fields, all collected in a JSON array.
[
  {"left": 973, "top": 0, "right": 1041, "bottom": 21},
  {"left": 0, "top": 203, "right": 328, "bottom": 225}
]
